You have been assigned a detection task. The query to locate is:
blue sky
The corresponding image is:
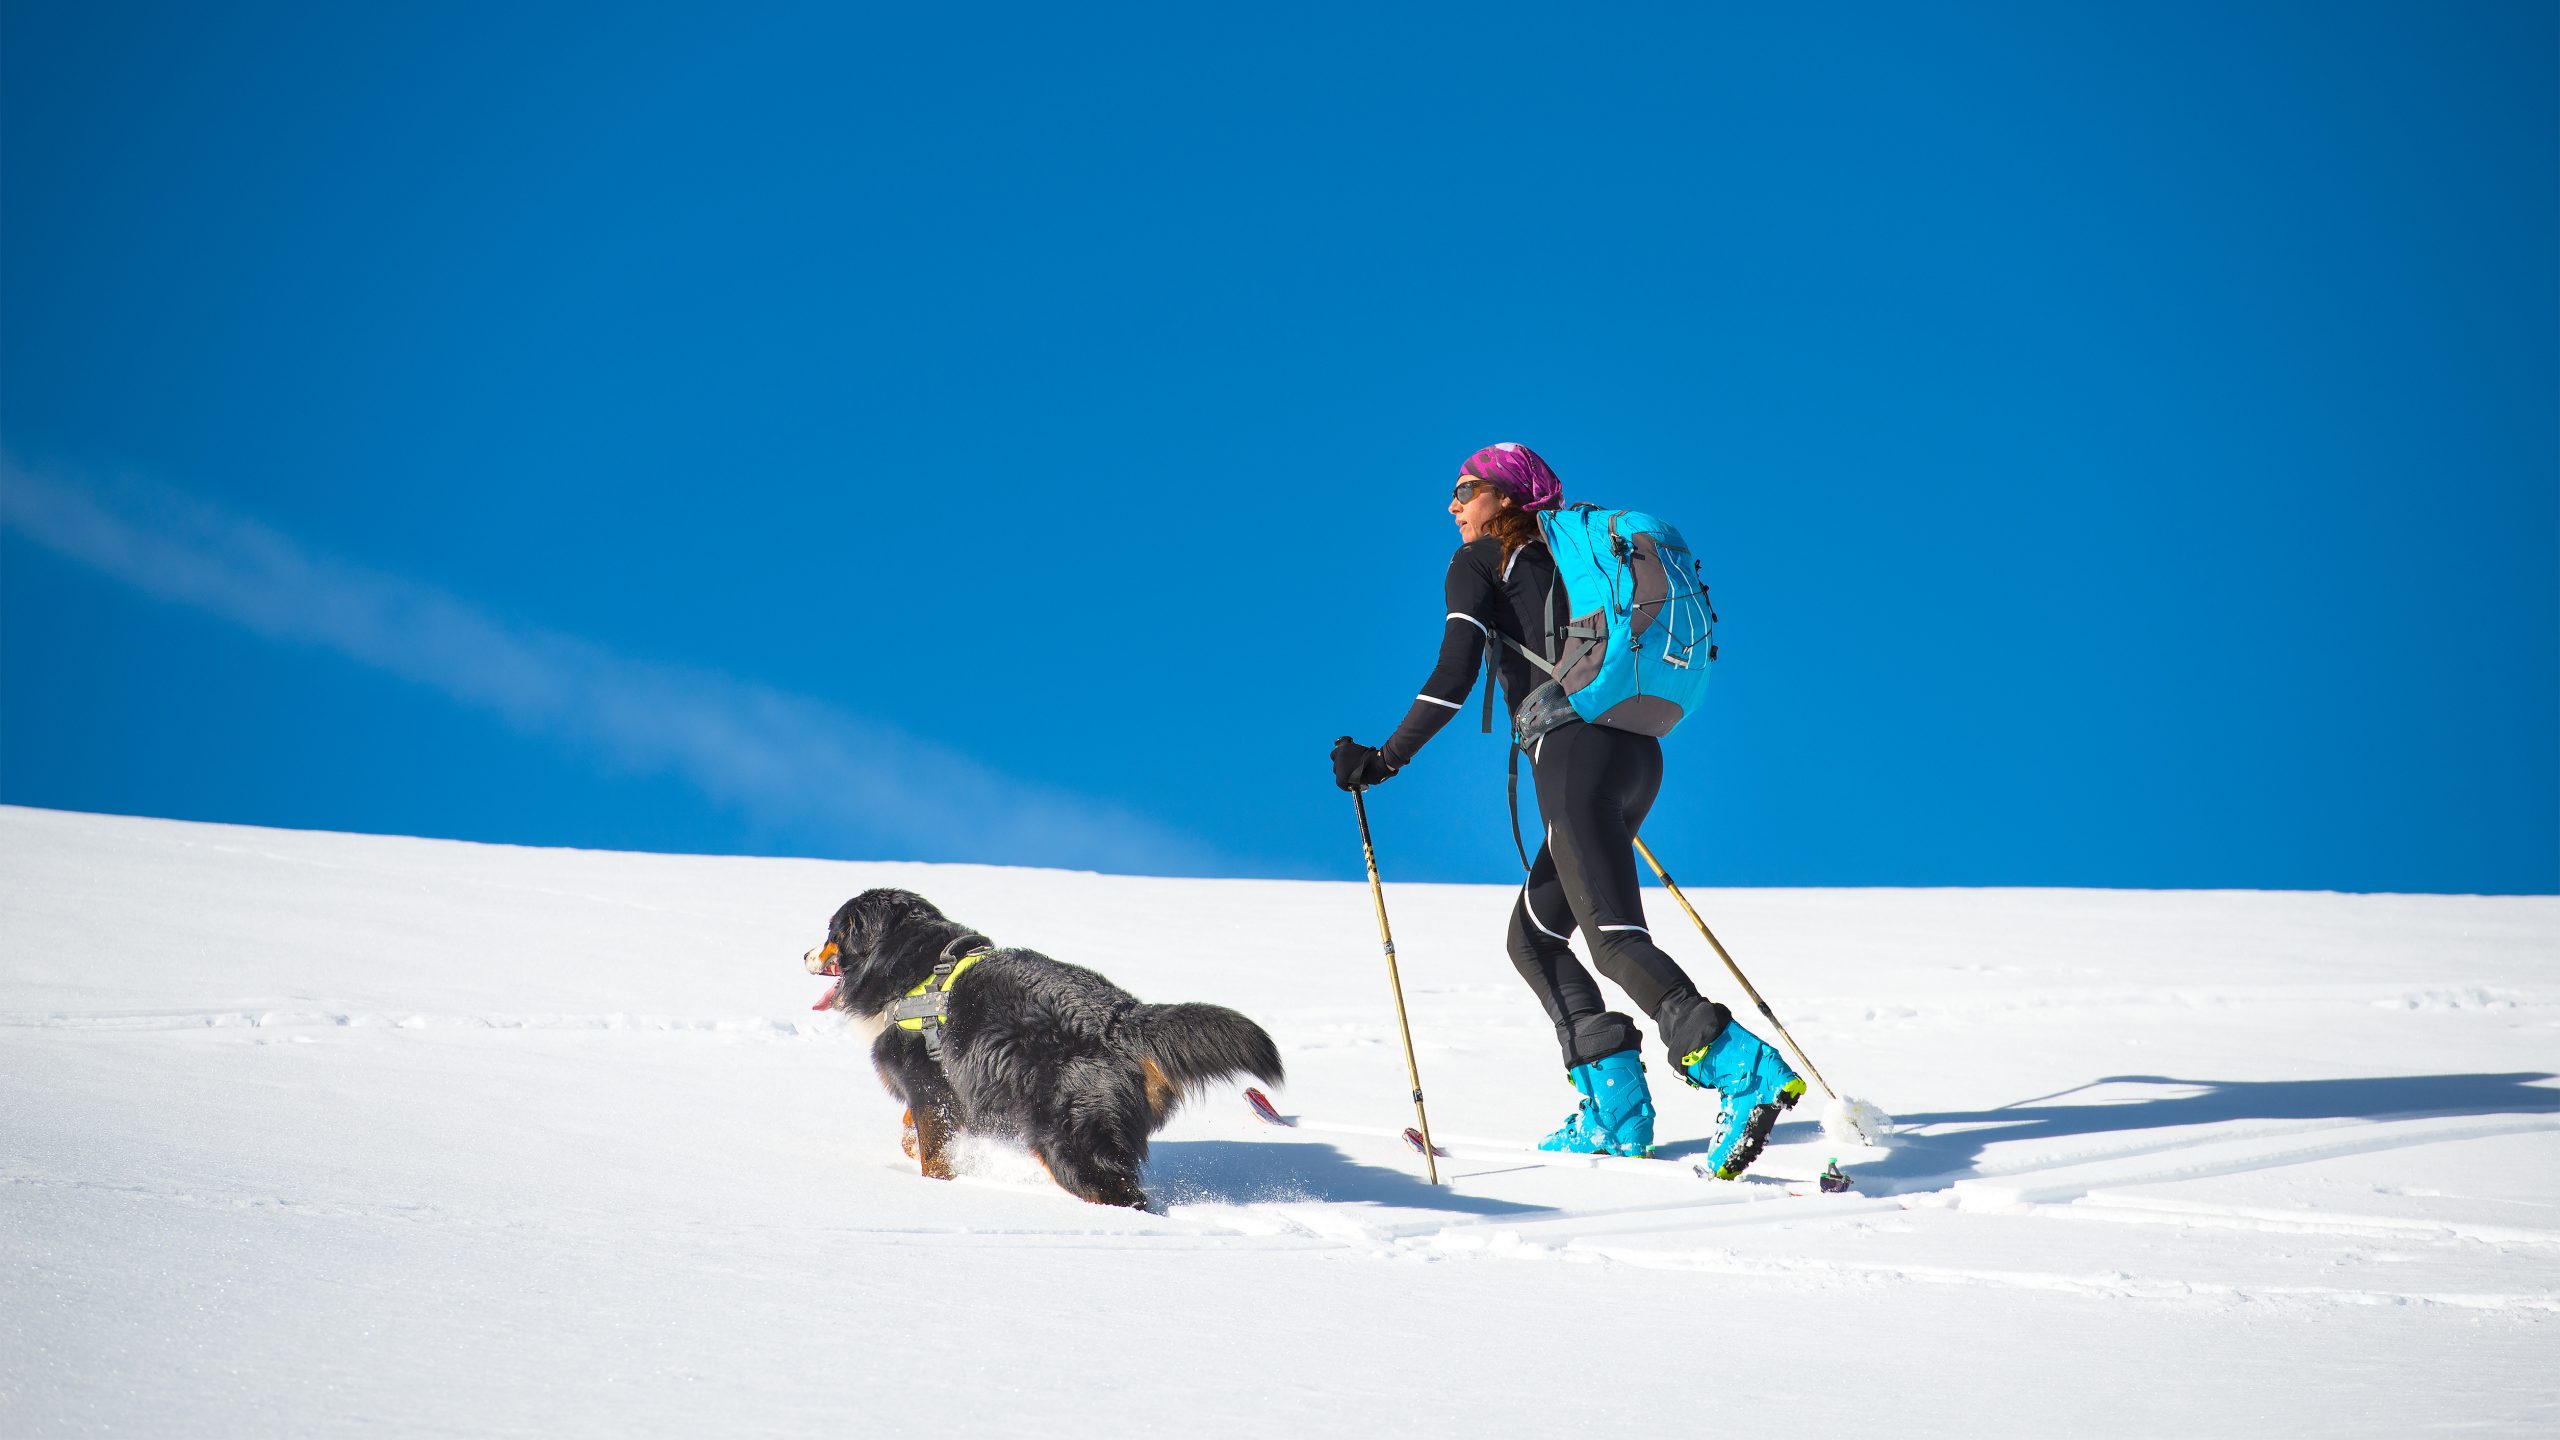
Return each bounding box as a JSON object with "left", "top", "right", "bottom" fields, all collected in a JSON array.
[{"left": 4, "top": 2, "right": 2553, "bottom": 892}]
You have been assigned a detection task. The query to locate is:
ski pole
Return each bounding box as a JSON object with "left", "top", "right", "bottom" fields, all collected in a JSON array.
[
  {"left": 1351, "top": 784, "right": 1440, "bottom": 1185},
  {"left": 1631, "top": 836, "right": 1840, "bottom": 1103}
]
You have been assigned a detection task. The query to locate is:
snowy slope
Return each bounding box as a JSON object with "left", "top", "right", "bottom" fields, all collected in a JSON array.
[{"left": 3, "top": 805, "right": 2554, "bottom": 1437}]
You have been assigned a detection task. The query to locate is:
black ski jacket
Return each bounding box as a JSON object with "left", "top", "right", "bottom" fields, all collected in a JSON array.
[{"left": 1380, "top": 537, "right": 1570, "bottom": 771}]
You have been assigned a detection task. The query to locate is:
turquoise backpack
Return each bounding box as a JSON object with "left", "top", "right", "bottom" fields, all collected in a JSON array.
[
  {"left": 1500, "top": 502, "right": 1718, "bottom": 742},
  {"left": 1481, "top": 502, "right": 1718, "bottom": 869}
]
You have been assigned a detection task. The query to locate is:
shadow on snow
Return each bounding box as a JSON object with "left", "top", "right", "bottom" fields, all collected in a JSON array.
[
  {"left": 1144, "top": 1138, "right": 1554, "bottom": 1217},
  {"left": 1808, "top": 1070, "right": 2560, "bottom": 1192}
]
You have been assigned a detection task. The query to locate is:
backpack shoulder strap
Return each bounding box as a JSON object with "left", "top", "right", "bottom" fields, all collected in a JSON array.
[{"left": 1482, "top": 540, "right": 1571, "bottom": 728}]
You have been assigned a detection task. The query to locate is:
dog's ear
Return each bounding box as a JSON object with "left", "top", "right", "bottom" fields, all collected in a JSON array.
[
  {"left": 825, "top": 896, "right": 866, "bottom": 951},
  {"left": 833, "top": 888, "right": 945, "bottom": 959}
]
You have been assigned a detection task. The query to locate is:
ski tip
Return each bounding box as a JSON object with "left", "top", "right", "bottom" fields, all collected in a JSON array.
[
  {"left": 1243, "top": 1087, "right": 1295, "bottom": 1126},
  {"left": 1402, "top": 1127, "right": 1451, "bottom": 1158}
]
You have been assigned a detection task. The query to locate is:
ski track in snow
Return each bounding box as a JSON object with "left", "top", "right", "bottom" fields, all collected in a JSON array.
[
  {"left": 0, "top": 1007, "right": 852, "bottom": 1036},
  {"left": 4, "top": 805, "right": 2557, "bottom": 1437}
]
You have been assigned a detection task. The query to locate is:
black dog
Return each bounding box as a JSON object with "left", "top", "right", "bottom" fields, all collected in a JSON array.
[{"left": 804, "top": 888, "right": 1283, "bottom": 1209}]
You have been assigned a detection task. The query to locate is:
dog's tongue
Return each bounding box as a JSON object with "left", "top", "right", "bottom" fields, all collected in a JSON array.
[{"left": 812, "top": 979, "right": 841, "bottom": 1012}]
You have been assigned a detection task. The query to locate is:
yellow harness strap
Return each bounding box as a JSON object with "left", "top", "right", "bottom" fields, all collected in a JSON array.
[
  {"left": 891, "top": 949, "right": 987, "bottom": 1033},
  {"left": 881, "top": 933, "right": 993, "bottom": 1064}
]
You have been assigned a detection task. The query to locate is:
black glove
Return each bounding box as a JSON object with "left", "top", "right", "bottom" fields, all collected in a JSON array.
[{"left": 1332, "top": 736, "right": 1398, "bottom": 791}]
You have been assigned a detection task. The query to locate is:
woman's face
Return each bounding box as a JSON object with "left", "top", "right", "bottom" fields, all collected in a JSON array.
[{"left": 1450, "top": 474, "right": 1513, "bottom": 542}]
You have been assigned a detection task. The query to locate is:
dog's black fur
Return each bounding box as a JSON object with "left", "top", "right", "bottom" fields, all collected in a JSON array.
[{"left": 808, "top": 888, "right": 1283, "bottom": 1208}]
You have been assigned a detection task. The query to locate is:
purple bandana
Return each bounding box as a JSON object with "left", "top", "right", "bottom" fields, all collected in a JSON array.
[{"left": 1462, "top": 442, "right": 1562, "bottom": 512}]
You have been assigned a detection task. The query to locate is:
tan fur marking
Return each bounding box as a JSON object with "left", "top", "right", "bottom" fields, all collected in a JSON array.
[
  {"left": 1140, "top": 1058, "right": 1184, "bottom": 1127},
  {"left": 911, "top": 1106, "right": 956, "bottom": 1180},
  {"left": 899, "top": 1108, "right": 919, "bottom": 1161}
]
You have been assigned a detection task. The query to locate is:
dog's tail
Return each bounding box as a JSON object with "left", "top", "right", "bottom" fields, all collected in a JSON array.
[{"left": 1132, "top": 1003, "right": 1284, "bottom": 1091}]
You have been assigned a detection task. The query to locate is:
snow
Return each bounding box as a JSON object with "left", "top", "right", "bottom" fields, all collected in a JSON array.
[{"left": 3, "top": 804, "right": 2554, "bottom": 1437}]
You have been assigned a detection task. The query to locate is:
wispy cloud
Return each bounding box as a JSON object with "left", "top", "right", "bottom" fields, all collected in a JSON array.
[{"left": 2, "top": 460, "right": 1238, "bottom": 874}]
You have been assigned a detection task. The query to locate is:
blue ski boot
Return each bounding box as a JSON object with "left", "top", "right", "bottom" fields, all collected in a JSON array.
[
  {"left": 1681, "top": 1022, "right": 1806, "bottom": 1179},
  {"left": 1537, "top": 1049, "right": 1656, "bottom": 1157}
]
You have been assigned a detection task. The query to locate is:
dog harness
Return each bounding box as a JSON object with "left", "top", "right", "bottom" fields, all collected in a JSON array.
[{"left": 885, "top": 933, "right": 991, "bottom": 1062}]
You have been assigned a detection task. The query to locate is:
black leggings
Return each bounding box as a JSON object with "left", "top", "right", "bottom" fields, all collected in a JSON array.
[{"left": 1506, "top": 721, "right": 1731, "bottom": 1069}]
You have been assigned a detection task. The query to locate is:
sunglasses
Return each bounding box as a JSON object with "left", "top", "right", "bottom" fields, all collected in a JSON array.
[{"left": 1452, "top": 477, "right": 1499, "bottom": 504}]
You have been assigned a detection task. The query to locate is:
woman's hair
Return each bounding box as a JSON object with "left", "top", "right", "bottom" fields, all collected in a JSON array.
[{"left": 1484, "top": 503, "right": 1543, "bottom": 569}]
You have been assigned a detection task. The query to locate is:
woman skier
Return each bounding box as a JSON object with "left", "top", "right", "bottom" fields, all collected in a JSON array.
[{"left": 1330, "top": 442, "right": 1803, "bottom": 1178}]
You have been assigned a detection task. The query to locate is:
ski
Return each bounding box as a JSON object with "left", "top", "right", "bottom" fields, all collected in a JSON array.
[
  {"left": 1243, "top": 1086, "right": 1294, "bottom": 1127},
  {"left": 1242, "top": 1092, "right": 1851, "bottom": 1194}
]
